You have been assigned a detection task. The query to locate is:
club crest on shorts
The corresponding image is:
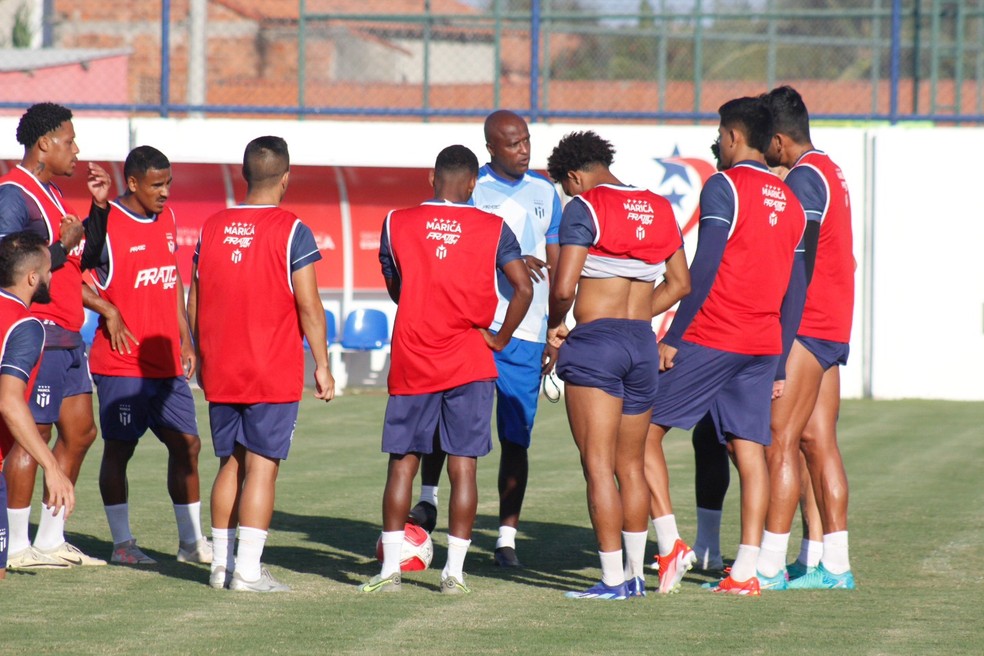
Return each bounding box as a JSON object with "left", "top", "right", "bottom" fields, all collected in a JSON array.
[
  {"left": 35, "top": 385, "right": 51, "bottom": 408},
  {"left": 119, "top": 403, "right": 132, "bottom": 427}
]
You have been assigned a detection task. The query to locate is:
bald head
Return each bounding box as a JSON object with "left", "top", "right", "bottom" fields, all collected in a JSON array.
[{"left": 484, "top": 110, "right": 531, "bottom": 181}]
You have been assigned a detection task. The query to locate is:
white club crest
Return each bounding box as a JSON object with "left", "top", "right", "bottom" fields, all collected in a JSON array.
[
  {"left": 231, "top": 249, "right": 243, "bottom": 264},
  {"left": 436, "top": 245, "right": 447, "bottom": 259}
]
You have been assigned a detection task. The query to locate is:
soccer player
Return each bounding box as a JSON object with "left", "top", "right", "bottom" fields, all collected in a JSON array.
[
  {"left": 361, "top": 145, "right": 531, "bottom": 594},
  {"left": 80, "top": 146, "right": 210, "bottom": 565},
  {"left": 644, "top": 96, "right": 806, "bottom": 595},
  {"left": 0, "top": 232, "right": 75, "bottom": 579},
  {"left": 190, "top": 136, "right": 334, "bottom": 592},
  {"left": 0, "top": 102, "right": 111, "bottom": 568},
  {"left": 409, "top": 110, "right": 561, "bottom": 569},
  {"left": 545, "top": 131, "right": 689, "bottom": 599},
  {"left": 757, "top": 85, "right": 856, "bottom": 590}
]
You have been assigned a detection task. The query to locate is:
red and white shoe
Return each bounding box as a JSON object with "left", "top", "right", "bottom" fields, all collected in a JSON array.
[
  {"left": 656, "top": 539, "right": 697, "bottom": 594},
  {"left": 711, "top": 574, "right": 761, "bottom": 596}
]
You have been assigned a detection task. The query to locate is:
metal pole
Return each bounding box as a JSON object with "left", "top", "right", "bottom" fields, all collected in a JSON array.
[
  {"left": 693, "top": 0, "right": 703, "bottom": 114},
  {"left": 187, "top": 0, "right": 207, "bottom": 118},
  {"left": 423, "top": 0, "right": 431, "bottom": 121},
  {"left": 161, "top": 0, "right": 171, "bottom": 117},
  {"left": 530, "top": 0, "right": 541, "bottom": 122},
  {"left": 658, "top": 0, "right": 667, "bottom": 113},
  {"left": 889, "top": 0, "right": 902, "bottom": 123},
  {"left": 766, "top": 0, "right": 777, "bottom": 89},
  {"left": 870, "top": 0, "right": 882, "bottom": 117},
  {"left": 913, "top": 0, "right": 922, "bottom": 114},
  {"left": 299, "top": 0, "right": 307, "bottom": 113},
  {"left": 541, "top": 0, "right": 551, "bottom": 117},
  {"left": 493, "top": 0, "right": 502, "bottom": 109}
]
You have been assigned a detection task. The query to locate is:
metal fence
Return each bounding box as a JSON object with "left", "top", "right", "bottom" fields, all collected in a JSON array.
[{"left": 0, "top": 0, "right": 982, "bottom": 123}]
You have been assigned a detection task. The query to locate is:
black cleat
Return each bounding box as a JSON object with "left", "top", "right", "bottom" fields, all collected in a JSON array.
[
  {"left": 408, "top": 501, "right": 437, "bottom": 534},
  {"left": 493, "top": 546, "right": 523, "bottom": 568}
]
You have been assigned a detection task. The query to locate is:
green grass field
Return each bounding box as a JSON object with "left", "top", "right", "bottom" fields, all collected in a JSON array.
[{"left": 2, "top": 393, "right": 983, "bottom": 655}]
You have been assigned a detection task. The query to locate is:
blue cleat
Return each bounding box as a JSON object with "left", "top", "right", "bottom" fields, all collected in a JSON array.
[
  {"left": 564, "top": 580, "right": 629, "bottom": 600},
  {"left": 786, "top": 560, "right": 816, "bottom": 581},
  {"left": 625, "top": 576, "right": 646, "bottom": 598},
  {"left": 786, "top": 563, "right": 855, "bottom": 590},
  {"left": 756, "top": 569, "right": 789, "bottom": 591}
]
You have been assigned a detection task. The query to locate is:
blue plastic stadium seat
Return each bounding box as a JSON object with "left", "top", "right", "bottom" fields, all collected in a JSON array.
[
  {"left": 304, "top": 309, "right": 338, "bottom": 350},
  {"left": 341, "top": 308, "right": 389, "bottom": 350},
  {"left": 80, "top": 309, "right": 99, "bottom": 346}
]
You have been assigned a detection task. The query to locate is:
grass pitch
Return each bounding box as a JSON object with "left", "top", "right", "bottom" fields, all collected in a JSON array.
[{"left": 2, "top": 393, "right": 982, "bottom": 655}]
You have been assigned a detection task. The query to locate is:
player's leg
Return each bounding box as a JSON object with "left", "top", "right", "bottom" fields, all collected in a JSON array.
[
  {"left": 0, "top": 473, "right": 9, "bottom": 579},
  {"left": 209, "top": 448, "right": 243, "bottom": 589},
  {"left": 149, "top": 377, "right": 209, "bottom": 562},
  {"left": 790, "top": 365, "right": 854, "bottom": 589},
  {"left": 691, "top": 414, "right": 728, "bottom": 571},
  {"left": 442, "top": 454, "right": 477, "bottom": 593},
  {"left": 789, "top": 456, "right": 824, "bottom": 578},
  {"left": 759, "top": 340, "right": 824, "bottom": 584},
  {"left": 712, "top": 436, "right": 768, "bottom": 595},
  {"left": 409, "top": 428, "right": 444, "bottom": 533},
  {"left": 614, "top": 410, "right": 653, "bottom": 596}
]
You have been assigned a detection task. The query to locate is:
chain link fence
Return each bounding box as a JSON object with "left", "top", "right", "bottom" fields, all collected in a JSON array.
[{"left": 0, "top": 0, "right": 981, "bottom": 122}]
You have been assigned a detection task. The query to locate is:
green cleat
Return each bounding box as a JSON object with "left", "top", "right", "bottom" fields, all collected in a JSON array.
[{"left": 359, "top": 572, "right": 402, "bottom": 593}]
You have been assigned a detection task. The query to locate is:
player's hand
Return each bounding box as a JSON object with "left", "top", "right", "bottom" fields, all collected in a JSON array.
[
  {"left": 524, "top": 255, "right": 549, "bottom": 283},
  {"left": 102, "top": 305, "right": 139, "bottom": 354},
  {"left": 541, "top": 342, "right": 559, "bottom": 376},
  {"left": 313, "top": 364, "right": 335, "bottom": 401},
  {"left": 58, "top": 215, "right": 84, "bottom": 251},
  {"left": 42, "top": 466, "right": 75, "bottom": 519},
  {"left": 478, "top": 327, "right": 507, "bottom": 352},
  {"left": 87, "top": 162, "right": 112, "bottom": 206},
  {"left": 658, "top": 342, "right": 678, "bottom": 372},
  {"left": 546, "top": 324, "right": 569, "bottom": 350},
  {"left": 180, "top": 343, "right": 197, "bottom": 380},
  {"left": 772, "top": 380, "right": 785, "bottom": 400}
]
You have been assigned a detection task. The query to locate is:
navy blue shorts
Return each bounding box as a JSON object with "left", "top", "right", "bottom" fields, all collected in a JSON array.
[
  {"left": 30, "top": 346, "right": 93, "bottom": 424},
  {"left": 93, "top": 375, "right": 198, "bottom": 442},
  {"left": 0, "top": 472, "right": 7, "bottom": 569},
  {"left": 209, "top": 402, "right": 299, "bottom": 461},
  {"left": 382, "top": 380, "right": 494, "bottom": 457},
  {"left": 556, "top": 318, "right": 659, "bottom": 416},
  {"left": 796, "top": 336, "right": 850, "bottom": 371},
  {"left": 493, "top": 336, "right": 543, "bottom": 448},
  {"left": 651, "top": 341, "right": 778, "bottom": 445}
]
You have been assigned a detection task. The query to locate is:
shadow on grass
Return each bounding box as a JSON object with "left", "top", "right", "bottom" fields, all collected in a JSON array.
[{"left": 267, "top": 509, "right": 602, "bottom": 592}]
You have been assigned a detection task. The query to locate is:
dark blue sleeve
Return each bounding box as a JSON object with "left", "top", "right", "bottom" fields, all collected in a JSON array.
[
  {"left": 0, "top": 320, "right": 44, "bottom": 383},
  {"left": 662, "top": 177, "right": 735, "bottom": 348},
  {"left": 378, "top": 214, "right": 397, "bottom": 280},
  {"left": 496, "top": 223, "right": 523, "bottom": 270},
  {"left": 0, "top": 185, "right": 31, "bottom": 237},
  {"left": 785, "top": 166, "right": 827, "bottom": 224},
  {"left": 545, "top": 191, "right": 563, "bottom": 245},
  {"left": 776, "top": 254, "right": 807, "bottom": 381},
  {"left": 558, "top": 198, "right": 597, "bottom": 247},
  {"left": 289, "top": 223, "right": 321, "bottom": 273}
]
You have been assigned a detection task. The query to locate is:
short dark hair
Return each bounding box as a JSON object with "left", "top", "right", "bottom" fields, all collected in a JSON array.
[
  {"left": 124, "top": 145, "right": 171, "bottom": 180},
  {"left": 718, "top": 96, "right": 774, "bottom": 154},
  {"left": 0, "top": 231, "right": 48, "bottom": 287},
  {"left": 762, "top": 85, "right": 811, "bottom": 145},
  {"left": 16, "top": 103, "right": 73, "bottom": 149},
  {"left": 546, "top": 130, "right": 615, "bottom": 183},
  {"left": 434, "top": 144, "right": 478, "bottom": 178},
  {"left": 243, "top": 136, "right": 290, "bottom": 187}
]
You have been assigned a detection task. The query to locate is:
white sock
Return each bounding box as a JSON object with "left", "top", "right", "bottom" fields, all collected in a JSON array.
[
  {"left": 798, "top": 538, "right": 823, "bottom": 567},
  {"left": 757, "top": 531, "right": 790, "bottom": 578},
  {"left": 7, "top": 506, "right": 32, "bottom": 554},
  {"left": 495, "top": 525, "right": 517, "bottom": 550},
  {"left": 173, "top": 502, "right": 204, "bottom": 545},
  {"left": 821, "top": 531, "right": 850, "bottom": 575},
  {"left": 419, "top": 485, "right": 438, "bottom": 508},
  {"left": 599, "top": 549, "right": 625, "bottom": 587},
  {"left": 730, "top": 544, "right": 760, "bottom": 582},
  {"left": 692, "top": 507, "right": 723, "bottom": 566},
  {"left": 442, "top": 534, "right": 471, "bottom": 581},
  {"left": 105, "top": 503, "right": 133, "bottom": 545},
  {"left": 211, "top": 527, "right": 236, "bottom": 574},
  {"left": 235, "top": 526, "right": 268, "bottom": 582},
  {"left": 380, "top": 530, "right": 405, "bottom": 578},
  {"left": 34, "top": 503, "right": 67, "bottom": 550},
  {"left": 622, "top": 530, "right": 648, "bottom": 580},
  {"left": 652, "top": 514, "right": 681, "bottom": 557}
]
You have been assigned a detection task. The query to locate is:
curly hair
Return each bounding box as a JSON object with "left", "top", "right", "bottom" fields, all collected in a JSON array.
[
  {"left": 16, "top": 103, "right": 73, "bottom": 148},
  {"left": 546, "top": 131, "right": 615, "bottom": 183}
]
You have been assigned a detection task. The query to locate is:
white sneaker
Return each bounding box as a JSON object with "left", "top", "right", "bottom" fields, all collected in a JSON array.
[
  {"left": 38, "top": 541, "right": 107, "bottom": 567},
  {"left": 209, "top": 565, "right": 233, "bottom": 589},
  {"left": 111, "top": 539, "right": 157, "bottom": 565},
  {"left": 229, "top": 567, "right": 290, "bottom": 593},
  {"left": 6, "top": 546, "right": 71, "bottom": 570},
  {"left": 177, "top": 538, "right": 213, "bottom": 564}
]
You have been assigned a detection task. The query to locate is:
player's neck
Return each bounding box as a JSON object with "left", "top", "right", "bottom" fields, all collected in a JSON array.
[
  {"left": 20, "top": 153, "right": 53, "bottom": 184},
  {"left": 2, "top": 283, "right": 33, "bottom": 307},
  {"left": 786, "top": 142, "right": 816, "bottom": 167},
  {"left": 118, "top": 194, "right": 154, "bottom": 218},
  {"left": 243, "top": 191, "right": 282, "bottom": 206}
]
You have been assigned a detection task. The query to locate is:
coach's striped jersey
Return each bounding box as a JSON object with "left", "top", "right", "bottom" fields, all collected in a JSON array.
[
  {"left": 561, "top": 184, "right": 682, "bottom": 281},
  {"left": 0, "top": 290, "right": 44, "bottom": 469},
  {"left": 790, "top": 151, "right": 854, "bottom": 344},
  {"left": 88, "top": 201, "right": 183, "bottom": 378},
  {"left": 381, "top": 200, "right": 521, "bottom": 395},
  {"left": 682, "top": 162, "right": 806, "bottom": 355},
  {"left": 0, "top": 165, "right": 84, "bottom": 334},
  {"left": 473, "top": 165, "right": 562, "bottom": 343},
  {"left": 196, "top": 206, "right": 319, "bottom": 404}
]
